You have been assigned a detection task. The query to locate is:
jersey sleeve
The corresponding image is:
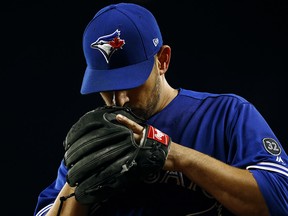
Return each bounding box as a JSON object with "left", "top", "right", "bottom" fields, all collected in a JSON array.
[
  {"left": 250, "top": 169, "right": 288, "bottom": 215},
  {"left": 34, "top": 160, "right": 67, "bottom": 216},
  {"left": 228, "top": 101, "right": 288, "bottom": 215}
]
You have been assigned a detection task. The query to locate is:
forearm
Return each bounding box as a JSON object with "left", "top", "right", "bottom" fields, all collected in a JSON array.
[
  {"left": 164, "top": 142, "right": 269, "bottom": 216},
  {"left": 45, "top": 183, "right": 90, "bottom": 216}
]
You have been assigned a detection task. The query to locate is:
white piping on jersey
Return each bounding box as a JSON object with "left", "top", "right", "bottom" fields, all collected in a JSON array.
[
  {"left": 35, "top": 203, "right": 53, "bottom": 216},
  {"left": 246, "top": 162, "right": 288, "bottom": 177}
]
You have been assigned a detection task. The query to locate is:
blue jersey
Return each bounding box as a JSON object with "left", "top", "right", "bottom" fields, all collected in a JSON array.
[{"left": 34, "top": 88, "right": 288, "bottom": 216}]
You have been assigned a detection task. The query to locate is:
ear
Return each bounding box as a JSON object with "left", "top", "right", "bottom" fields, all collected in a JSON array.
[{"left": 157, "top": 45, "right": 171, "bottom": 75}]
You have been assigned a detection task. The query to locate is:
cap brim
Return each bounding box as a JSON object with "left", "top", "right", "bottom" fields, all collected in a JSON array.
[{"left": 80, "top": 57, "right": 154, "bottom": 94}]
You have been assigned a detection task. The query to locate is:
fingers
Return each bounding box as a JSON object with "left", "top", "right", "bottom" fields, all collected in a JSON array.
[
  {"left": 116, "top": 114, "right": 143, "bottom": 132},
  {"left": 116, "top": 114, "right": 144, "bottom": 142}
]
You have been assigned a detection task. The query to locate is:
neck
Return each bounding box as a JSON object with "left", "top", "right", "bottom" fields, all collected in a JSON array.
[{"left": 159, "top": 82, "right": 178, "bottom": 111}]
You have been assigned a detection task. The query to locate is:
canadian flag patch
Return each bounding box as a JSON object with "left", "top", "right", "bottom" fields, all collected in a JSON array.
[{"left": 147, "top": 125, "right": 170, "bottom": 146}]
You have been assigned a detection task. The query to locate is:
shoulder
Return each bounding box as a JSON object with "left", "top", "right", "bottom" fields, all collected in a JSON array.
[{"left": 178, "top": 88, "right": 250, "bottom": 105}]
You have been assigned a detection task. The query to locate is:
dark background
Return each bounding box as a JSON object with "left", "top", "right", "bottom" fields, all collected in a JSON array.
[{"left": 2, "top": 0, "right": 287, "bottom": 215}]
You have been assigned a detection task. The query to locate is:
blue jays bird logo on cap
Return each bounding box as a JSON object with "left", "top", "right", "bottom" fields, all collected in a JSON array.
[{"left": 91, "top": 29, "right": 125, "bottom": 63}]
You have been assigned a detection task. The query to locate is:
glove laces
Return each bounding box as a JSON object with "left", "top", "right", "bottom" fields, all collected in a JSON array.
[{"left": 56, "top": 192, "right": 75, "bottom": 216}]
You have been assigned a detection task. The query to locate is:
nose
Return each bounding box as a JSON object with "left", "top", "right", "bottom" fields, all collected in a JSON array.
[{"left": 113, "top": 91, "right": 129, "bottom": 106}]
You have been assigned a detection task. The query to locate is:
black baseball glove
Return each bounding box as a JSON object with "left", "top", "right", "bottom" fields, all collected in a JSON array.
[{"left": 63, "top": 105, "right": 171, "bottom": 204}]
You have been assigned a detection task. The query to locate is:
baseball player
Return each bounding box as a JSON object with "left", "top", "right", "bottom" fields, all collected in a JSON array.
[{"left": 34, "top": 3, "right": 288, "bottom": 216}]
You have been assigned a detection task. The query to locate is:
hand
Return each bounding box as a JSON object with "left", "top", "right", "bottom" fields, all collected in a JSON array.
[
  {"left": 63, "top": 106, "right": 145, "bottom": 204},
  {"left": 115, "top": 113, "right": 145, "bottom": 143},
  {"left": 63, "top": 106, "right": 171, "bottom": 204},
  {"left": 115, "top": 113, "right": 171, "bottom": 175}
]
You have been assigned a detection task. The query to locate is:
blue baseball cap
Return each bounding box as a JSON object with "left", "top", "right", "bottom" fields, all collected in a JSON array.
[{"left": 81, "top": 3, "right": 163, "bottom": 94}]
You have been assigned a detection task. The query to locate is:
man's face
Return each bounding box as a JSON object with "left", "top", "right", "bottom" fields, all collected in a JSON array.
[{"left": 100, "top": 61, "right": 161, "bottom": 120}]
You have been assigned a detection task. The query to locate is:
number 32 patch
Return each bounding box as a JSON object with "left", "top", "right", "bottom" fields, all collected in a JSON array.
[{"left": 263, "top": 138, "right": 282, "bottom": 156}]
